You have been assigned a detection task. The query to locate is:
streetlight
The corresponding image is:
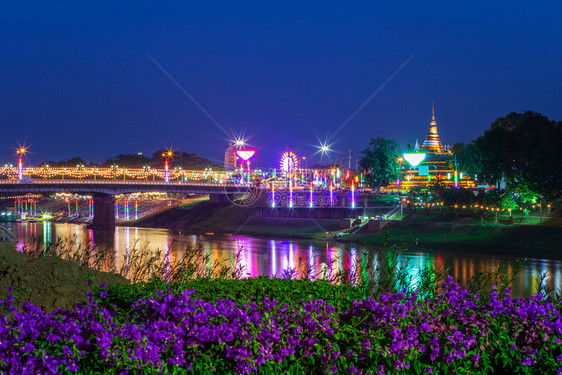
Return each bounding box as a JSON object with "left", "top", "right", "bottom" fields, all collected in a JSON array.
[
  {"left": 143, "top": 165, "right": 151, "bottom": 181},
  {"left": 76, "top": 164, "right": 84, "bottom": 181},
  {"left": 174, "top": 166, "right": 183, "bottom": 183},
  {"left": 111, "top": 165, "right": 118, "bottom": 180},
  {"left": 16, "top": 147, "right": 27, "bottom": 181},
  {"left": 162, "top": 150, "right": 174, "bottom": 183}
]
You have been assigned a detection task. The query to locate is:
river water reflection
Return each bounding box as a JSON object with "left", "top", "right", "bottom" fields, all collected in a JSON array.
[{"left": 4, "top": 222, "right": 562, "bottom": 298}]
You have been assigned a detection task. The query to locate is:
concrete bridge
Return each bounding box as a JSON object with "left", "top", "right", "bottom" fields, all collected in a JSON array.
[{"left": 0, "top": 179, "right": 253, "bottom": 229}]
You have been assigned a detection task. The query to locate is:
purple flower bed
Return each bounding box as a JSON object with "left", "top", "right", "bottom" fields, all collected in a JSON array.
[{"left": 1, "top": 277, "right": 562, "bottom": 374}]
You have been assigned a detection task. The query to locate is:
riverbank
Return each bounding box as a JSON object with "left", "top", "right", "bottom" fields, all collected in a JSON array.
[{"left": 132, "top": 198, "right": 562, "bottom": 257}]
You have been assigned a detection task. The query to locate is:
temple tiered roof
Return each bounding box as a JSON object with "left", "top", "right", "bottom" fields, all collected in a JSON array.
[{"left": 421, "top": 103, "right": 443, "bottom": 153}]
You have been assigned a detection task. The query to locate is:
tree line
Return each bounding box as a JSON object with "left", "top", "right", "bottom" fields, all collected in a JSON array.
[{"left": 40, "top": 150, "right": 221, "bottom": 170}]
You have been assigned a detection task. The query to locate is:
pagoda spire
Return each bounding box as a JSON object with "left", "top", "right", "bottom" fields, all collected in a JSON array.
[
  {"left": 421, "top": 102, "right": 443, "bottom": 153},
  {"left": 431, "top": 102, "right": 435, "bottom": 123}
]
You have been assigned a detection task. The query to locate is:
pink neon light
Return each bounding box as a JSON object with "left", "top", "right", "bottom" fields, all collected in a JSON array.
[{"left": 236, "top": 150, "right": 255, "bottom": 161}]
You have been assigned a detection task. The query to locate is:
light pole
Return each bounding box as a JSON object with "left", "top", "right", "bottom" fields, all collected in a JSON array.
[
  {"left": 143, "top": 165, "right": 151, "bottom": 181},
  {"left": 452, "top": 155, "right": 459, "bottom": 188},
  {"left": 16, "top": 147, "right": 27, "bottom": 181},
  {"left": 162, "top": 151, "right": 174, "bottom": 183},
  {"left": 111, "top": 165, "right": 118, "bottom": 180},
  {"left": 174, "top": 166, "right": 183, "bottom": 183},
  {"left": 76, "top": 164, "right": 84, "bottom": 181}
]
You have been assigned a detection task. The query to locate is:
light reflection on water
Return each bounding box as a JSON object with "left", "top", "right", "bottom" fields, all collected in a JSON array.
[{"left": 4, "top": 222, "right": 562, "bottom": 298}]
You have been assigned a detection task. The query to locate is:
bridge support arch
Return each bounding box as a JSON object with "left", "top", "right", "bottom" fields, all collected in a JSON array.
[{"left": 88, "top": 193, "right": 115, "bottom": 230}]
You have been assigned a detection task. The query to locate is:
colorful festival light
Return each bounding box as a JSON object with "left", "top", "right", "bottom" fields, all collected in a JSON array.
[
  {"left": 16, "top": 147, "right": 27, "bottom": 181},
  {"left": 162, "top": 150, "right": 175, "bottom": 183},
  {"left": 235, "top": 150, "right": 255, "bottom": 161},
  {"left": 280, "top": 152, "right": 298, "bottom": 174},
  {"left": 235, "top": 149, "right": 255, "bottom": 185},
  {"left": 351, "top": 180, "right": 356, "bottom": 209},
  {"left": 289, "top": 180, "right": 293, "bottom": 208},
  {"left": 309, "top": 182, "right": 314, "bottom": 208},
  {"left": 403, "top": 152, "right": 426, "bottom": 167}
]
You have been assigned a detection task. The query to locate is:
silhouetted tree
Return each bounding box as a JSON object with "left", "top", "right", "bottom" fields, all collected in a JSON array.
[{"left": 360, "top": 137, "right": 401, "bottom": 197}]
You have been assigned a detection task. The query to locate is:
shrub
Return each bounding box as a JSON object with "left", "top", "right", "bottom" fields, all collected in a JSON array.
[{"left": 2, "top": 278, "right": 562, "bottom": 374}]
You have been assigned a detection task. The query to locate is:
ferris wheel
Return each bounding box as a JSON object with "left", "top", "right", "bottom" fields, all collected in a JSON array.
[{"left": 280, "top": 151, "right": 299, "bottom": 174}]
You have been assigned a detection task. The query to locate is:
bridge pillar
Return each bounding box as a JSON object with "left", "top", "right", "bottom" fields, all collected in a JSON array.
[
  {"left": 88, "top": 193, "right": 115, "bottom": 230},
  {"left": 209, "top": 194, "right": 231, "bottom": 205}
]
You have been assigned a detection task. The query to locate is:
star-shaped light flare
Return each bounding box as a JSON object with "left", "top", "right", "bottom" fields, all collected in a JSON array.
[{"left": 313, "top": 140, "right": 335, "bottom": 161}]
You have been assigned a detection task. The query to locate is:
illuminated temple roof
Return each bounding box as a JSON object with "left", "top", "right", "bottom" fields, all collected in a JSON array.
[{"left": 421, "top": 103, "right": 444, "bottom": 153}]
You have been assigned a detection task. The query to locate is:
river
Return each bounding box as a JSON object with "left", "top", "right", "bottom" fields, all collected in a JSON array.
[{"left": 3, "top": 221, "right": 561, "bottom": 298}]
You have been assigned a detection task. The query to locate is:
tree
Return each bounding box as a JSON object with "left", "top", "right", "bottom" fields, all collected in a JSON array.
[
  {"left": 474, "top": 125, "right": 508, "bottom": 188},
  {"left": 505, "top": 114, "right": 562, "bottom": 201},
  {"left": 359, "top": 137, "right": 400, "bottom": 197},
  {"left": 39, "top": 157, "right": 92, "bottom": 167},
  {"left": 474, "top": 111, "right": 562, "bottom": 200},
  {"left": 103, "top": 153, "right": 150, "bottom": 167},
  {"left": 451, "top": 142, "right": 483, "bottom": 175}
]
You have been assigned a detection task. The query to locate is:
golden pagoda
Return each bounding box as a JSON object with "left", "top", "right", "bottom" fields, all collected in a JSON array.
[
  {"left": 384, "top": 103, "right": 475, "bottom": 191},
  {"left": 421, "top": 102, "right": 444, "bottom": 153}
]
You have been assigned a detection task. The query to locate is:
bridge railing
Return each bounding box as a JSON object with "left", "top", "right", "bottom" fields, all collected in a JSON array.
[
  {"left": 0, "top": 166, "right": 241, "bottom": 183},
  {"left": 0, "top": 179, "right": 252, "bottom": 187}
]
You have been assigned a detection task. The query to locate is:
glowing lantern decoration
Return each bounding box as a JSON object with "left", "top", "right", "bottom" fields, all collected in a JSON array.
[
  {"left": 403, "top": 153, "right": 426, "bottom": 167},
  {"left": 235, "top": 150, "right": 255, "bottom": 161},
  {"left": 235, "top": 150, "right": 255, "bottom": 185}
]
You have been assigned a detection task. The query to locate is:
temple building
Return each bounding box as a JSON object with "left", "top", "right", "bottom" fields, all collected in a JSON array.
[
  {"left": 386, "top": 104, "right": 475, "bottom": 190},
  {"left": 224, "top": 143, "right": 237, "bottom": 170},
  {"left": 421, "top": 103, "right": 444, "bottom": 153}
]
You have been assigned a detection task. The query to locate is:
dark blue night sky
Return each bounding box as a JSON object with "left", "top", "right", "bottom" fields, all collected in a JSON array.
[{"left": 1, "top": 1, "right": 561, "bottom": 167}]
